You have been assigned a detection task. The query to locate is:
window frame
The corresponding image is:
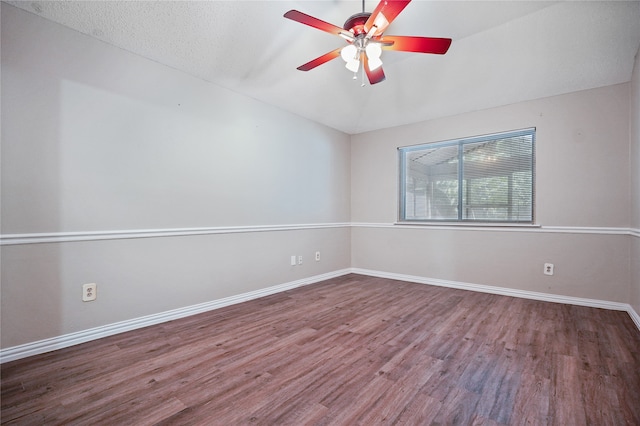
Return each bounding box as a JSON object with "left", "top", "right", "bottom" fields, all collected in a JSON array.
[{"left": 398, "top": 128, "right": 536, "bottom": 225}]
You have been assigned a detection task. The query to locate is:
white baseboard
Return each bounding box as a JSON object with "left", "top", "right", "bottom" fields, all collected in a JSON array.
[
  {"left": 350, "top": 268, "right": 640, "bottom": 331},
  {"left": 3, "top": 268, "right": 638, "bottom": 363},
  {"left": 0, "top": 269, "right": 351, "bottom": 364},
  {"left": 628, "top": 305, "right": 640, "bottom": 331}
]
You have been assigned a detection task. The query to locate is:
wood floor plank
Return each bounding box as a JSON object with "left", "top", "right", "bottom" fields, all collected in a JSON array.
[
  {"left": 510, "top": 373, "right": 551, "bottom": 424},
  {"left": 2, "top": 274, "right": 639, "bottom": 425}
]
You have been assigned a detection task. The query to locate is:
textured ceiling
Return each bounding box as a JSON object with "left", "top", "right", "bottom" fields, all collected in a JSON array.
[{"left": 6, "top": 0, "right": 640, "bottom": 134}]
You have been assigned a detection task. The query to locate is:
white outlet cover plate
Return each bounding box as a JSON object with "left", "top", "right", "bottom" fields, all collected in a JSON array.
[
  {"left": 82, "top": 283, "right": 97, "bottom": 301},
  {"left": 544, "top": 263, "right": 554, "bottom": 276}
]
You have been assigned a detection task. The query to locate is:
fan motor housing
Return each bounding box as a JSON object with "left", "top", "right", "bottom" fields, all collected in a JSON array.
[{"left": 343, "top": 12, "right": 371, "bottom": 36}]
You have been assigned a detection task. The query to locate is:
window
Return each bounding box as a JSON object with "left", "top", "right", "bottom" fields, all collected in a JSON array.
[{"left": 399, "top": 128, "right": 535, "bottom": 223}]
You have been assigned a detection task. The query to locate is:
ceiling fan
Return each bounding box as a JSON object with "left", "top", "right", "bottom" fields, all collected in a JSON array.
[{"left": 284, "top": 0, "right": 452, "bottom": 85}]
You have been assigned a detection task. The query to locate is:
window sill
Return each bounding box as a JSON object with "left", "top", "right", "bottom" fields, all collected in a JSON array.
[{"left": 394, "top": 221, "right": 542, "bottom": 229}]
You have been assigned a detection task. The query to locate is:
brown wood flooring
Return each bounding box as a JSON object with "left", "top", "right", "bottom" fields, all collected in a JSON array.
[{"left": 2, "top": 274, "right": 640, "bottom": 425}]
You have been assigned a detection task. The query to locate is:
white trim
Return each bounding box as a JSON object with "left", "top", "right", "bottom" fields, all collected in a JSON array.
[
  {"left": 0, "top": 223, "right": 351, "bottom": 246},
  {"left": 395, "top": 222, "right": 542, "bottom": 229},
  {"left": 1, "top": 223, "right": 634, "bottom": 246},
  {"left": 354, "top": 222, "right": 634, "bottom": 235},
  {"left": 541, "top": 226, "right": 633, "bottom": 235},
  {"left": 351, "top": 268, "right": 640, "bottom": 329},
  {"left": 628, "top": 306, "right": 640, "bottom": 331},
  {"left": 0, "top": 269, "right": 351, "bottom": 363}
]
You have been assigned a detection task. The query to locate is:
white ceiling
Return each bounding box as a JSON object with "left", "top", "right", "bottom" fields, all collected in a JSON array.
[{"left": 6, "top": 0, "right": 640, "bottom": 134}]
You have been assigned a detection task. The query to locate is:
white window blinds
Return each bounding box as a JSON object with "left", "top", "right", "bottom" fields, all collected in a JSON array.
[{"left": 399, "top": 128, "right": 535, "bottom": 223}]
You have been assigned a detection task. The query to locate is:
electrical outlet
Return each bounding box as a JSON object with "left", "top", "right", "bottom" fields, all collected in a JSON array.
[
  {"left": 315, "top": 251, "right": 321, "bottom": 261},
  {"left": 82, "top": 283, "right": 97, "bottom": 302},
  {"left": 544, "top": 263, "right": 554, "bottom": 276},
  {"left": 298, "top": 255, "right": 303, "bottom": 265}
]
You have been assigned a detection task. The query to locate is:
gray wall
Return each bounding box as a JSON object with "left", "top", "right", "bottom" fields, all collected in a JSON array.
[
  {"left": 1, "top": 4, "right": 351, "bottom": 349},
  {"left": 2, "top": 3, "right": 638, "bottom": 353},
  {"left": 351, "top": 83, "right": 632, "bottom": 303},
  {"left": 631, "top": 46, "right": 640, "bottom": 316}
]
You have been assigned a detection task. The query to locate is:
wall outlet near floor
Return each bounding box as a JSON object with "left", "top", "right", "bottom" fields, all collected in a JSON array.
[
  {"left": 544, "top": 263, "right": 554, "bottom": 276},
  {"left": 82, "top": 283, "right": 97, "bottom": 302},
  {"left": 298, "top": 255, "right": 303, "bottom": 265},
  {"left": 315, "top": 251, "right": 321, "bottom": 261}
]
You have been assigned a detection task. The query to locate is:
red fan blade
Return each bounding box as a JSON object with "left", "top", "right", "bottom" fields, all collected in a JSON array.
[
  {"left": 380, "top": 35, "right": 452, "bottom": 54},
  {"left": 364, "top": 0, "right": 411, "bottom": 37},
  {"left": 363, "top": 53, "right": 386, "bottom": 85},
  {"left": 284, "top": 10, "right": 346, "bottom": 37},
  {"left": 297, "top": 47, "right": 342, "bottom": 71}
]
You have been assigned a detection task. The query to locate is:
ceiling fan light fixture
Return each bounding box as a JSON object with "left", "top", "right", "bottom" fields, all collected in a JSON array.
[
  {"left": 365, "top": 42, "right": 383, "bottom": 70},
  {"left": 341, "top": 44, "right": 360, "bottom": 72},
  {"left": 365, "top": 43, "right": 382, "bottom": 59},
  {"left": 345, "top": 58, "right": 360, "bottom": 73},
  {"left": 368, "top": 56, "right": 383, "bottom": 71},
  {"left": 340, "top": 44, "right": 358, "bottom": 62}
]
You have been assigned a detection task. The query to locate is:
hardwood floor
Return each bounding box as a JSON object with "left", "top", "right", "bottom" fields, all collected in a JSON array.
[{"left": 2, "top": 274, "right": 640, "bottom": 425}]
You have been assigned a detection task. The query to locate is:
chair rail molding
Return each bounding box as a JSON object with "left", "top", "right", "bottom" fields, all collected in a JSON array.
[{"left": 0, "top": 223, "right": 351, "bottom": 245}]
